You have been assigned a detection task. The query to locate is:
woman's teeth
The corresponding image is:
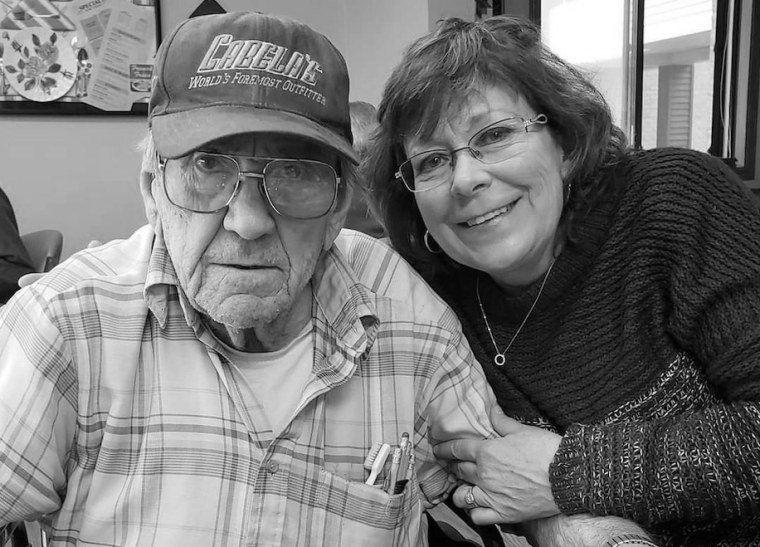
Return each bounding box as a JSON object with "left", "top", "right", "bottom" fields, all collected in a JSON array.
[{"left": 466, "top": 202, "right": 515, "bottom": 227}]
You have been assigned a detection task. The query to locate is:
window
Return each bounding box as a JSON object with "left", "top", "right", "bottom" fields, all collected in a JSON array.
[{"left": 497, "top": 0, "right": 759, "bottom": 182}]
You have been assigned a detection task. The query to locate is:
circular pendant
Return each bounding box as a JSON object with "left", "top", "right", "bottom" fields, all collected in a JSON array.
[{"left": 494, "top": 353, "right": 506, "bottom": 366}]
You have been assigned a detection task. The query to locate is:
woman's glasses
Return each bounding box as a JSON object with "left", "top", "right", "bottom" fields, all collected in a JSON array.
[
  {"left": 159, "top": 152, "right": 340, "bottom": 220},
  {"left": 395, "top": 114, "right": 548, "bottom": 193}
]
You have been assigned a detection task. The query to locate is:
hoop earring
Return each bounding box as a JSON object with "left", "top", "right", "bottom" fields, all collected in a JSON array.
[
  {"left": 423, "top": 230, "right": 442, "bottom": 254},
  {"left": 564, "top": 180, "right": 573, "bottom": 205}
]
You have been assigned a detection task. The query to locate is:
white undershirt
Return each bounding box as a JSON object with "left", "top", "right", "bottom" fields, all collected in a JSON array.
[{"left": 220, "top": 324, "right": 313, "bottom": 436}]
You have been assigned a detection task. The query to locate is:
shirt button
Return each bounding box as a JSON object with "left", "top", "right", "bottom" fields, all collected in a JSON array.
[{"left": 266, "top": 461, "right": 279, "bottom": 474}]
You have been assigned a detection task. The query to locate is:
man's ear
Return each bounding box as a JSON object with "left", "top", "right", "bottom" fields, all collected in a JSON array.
[
  {"left": 140, "top": 169, "right": 160, "bottom": 229},
  {"left": 323, "top": 182, "right": 353, "bottom": 251}
]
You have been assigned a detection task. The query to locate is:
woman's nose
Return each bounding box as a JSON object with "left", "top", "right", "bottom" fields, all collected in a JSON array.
[
  {"left": 449, "top": 149, "right": 491, "bottom": 196},
  {"left": 222, "top": 177, "right": 276, "bottom": 240}
]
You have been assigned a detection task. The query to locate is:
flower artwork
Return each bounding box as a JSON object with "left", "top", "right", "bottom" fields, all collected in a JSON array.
[
  {"left": 2, "top": 28, "right": 77, "bottom": 102},
  {"left": 0, "top": 0, "right": 158, "bottom": 113}
]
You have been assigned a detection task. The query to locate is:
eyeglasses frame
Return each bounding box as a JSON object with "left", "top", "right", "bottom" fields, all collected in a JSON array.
[
  {"left": 157, "top": 152, "right": 341, "bottom": 220},
  {"left": 394, "top": 113, "right": 549, "bottom": 193}
]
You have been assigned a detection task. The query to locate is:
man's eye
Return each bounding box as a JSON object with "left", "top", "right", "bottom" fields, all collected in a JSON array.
[
  {"left": 280, "top": 164, "right": 303, "bottom": 179},
  {"left": 194, "top": 154, "right": 228, "bottom": 174}
]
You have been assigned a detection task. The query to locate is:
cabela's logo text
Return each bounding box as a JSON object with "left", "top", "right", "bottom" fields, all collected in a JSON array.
[{"left": 196, "top": 34, "right": 322, "bottom": 86}]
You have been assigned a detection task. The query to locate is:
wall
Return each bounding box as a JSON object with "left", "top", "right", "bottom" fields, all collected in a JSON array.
[
  {"left": 163, "top": 0, "right": 429, "bottom": 107},
  {"left": 428, "top": 0, "right": 474, "bottom": 31},
  {"left": 0, "top": 0, "right": 429, "bottom": 259},
  {"left": 1, "top": 118, "right": 146, "bottom": 258}
]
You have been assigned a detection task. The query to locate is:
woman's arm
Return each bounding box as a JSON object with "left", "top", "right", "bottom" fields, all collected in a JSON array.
[{"left": 523, "top": 514, "right": 658, "bottom": 547}]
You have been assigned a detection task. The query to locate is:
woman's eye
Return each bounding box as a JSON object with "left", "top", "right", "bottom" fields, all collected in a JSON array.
[
  {"left": 476, "top": 126, "right": 513, "bottom": 146},
  {"left": 417, "top": 153, "right": 450, "bottom": 173}
]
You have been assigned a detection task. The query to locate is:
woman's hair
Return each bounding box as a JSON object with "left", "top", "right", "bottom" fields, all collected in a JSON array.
[{"left": 365, "top": 16, "right": 628, "bottom": 275}]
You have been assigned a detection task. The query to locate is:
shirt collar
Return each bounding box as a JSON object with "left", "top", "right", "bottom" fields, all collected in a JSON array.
[{"left": 312, "top": 244, "right": 379, "bottom": 359}]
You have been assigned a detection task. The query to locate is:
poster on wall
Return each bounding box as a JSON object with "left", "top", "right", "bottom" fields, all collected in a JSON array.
[{"left": 0, "top": 0, "right": 160, "bottom": 115}]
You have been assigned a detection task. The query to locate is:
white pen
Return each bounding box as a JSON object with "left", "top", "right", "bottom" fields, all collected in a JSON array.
[
  {"left": 397, "top": 432, "right": 410, "bottom": 481},
  {"left": 386, "top": 446, "right": 402, "bottom": 493}
]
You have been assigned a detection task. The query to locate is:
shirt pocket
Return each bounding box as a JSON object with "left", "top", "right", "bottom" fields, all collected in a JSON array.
[{"left": 316, "top": 468, "right": 424, "bottom": 547}]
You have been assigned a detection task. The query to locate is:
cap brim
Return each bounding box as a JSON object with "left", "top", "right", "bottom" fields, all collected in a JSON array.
[{"left": 151, "top": 105, "right": 359, "bottom": 164}]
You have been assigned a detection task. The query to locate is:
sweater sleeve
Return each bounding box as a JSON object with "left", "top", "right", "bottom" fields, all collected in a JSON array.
[{"left": 550, "top": 150, "right": 760, "bottom": 526}]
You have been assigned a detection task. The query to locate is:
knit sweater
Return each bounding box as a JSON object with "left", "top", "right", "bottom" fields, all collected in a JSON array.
[{"left": 422, "top": 148, "right": 760, "bottom": 546}]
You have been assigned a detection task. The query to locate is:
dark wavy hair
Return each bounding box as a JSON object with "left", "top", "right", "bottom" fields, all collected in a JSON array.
[{"left": 364, "top": 16, "right": 628, "bottom": 275}]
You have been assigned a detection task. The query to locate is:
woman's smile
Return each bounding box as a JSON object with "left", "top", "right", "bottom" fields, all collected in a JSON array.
[{"left": 463, "top": 198, "right": 521, "bottom": 227}]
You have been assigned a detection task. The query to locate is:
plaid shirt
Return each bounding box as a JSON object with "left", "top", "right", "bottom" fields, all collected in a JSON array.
[{"left": 0, "top": 225, "right": 497, "bottom": 547}]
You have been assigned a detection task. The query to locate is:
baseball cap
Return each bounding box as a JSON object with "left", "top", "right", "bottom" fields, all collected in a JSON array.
[{"left": 149, "top": 12, "right": 358, "bottom": 163}]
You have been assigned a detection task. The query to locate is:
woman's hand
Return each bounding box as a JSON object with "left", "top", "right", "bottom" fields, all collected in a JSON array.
[{"left": 433, "top": 405, "right": 563, "bottom": 524}]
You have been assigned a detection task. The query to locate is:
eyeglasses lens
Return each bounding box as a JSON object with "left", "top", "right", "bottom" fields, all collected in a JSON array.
[
  {"left": 166, "top": 153, "right": 238, "bottom": 212},
  {"left": 402, "top": 152, "right": 452, "bottom": 192},
  {"left": 166, "top": 154, "right": 337, "bottom": 219},
  {"left": 264, "top": 160, "right": 337, "bottom": 219},
  {"left": 399, "top": 116, "right": 545, "bottom": 193}
]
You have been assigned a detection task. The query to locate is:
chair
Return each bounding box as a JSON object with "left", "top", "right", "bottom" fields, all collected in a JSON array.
[
  {"left": 20, "top": 230, "right": 63, "bottom": 273},
  {"left": 0, "top": 522, "right": 46, "bottom": 547}
]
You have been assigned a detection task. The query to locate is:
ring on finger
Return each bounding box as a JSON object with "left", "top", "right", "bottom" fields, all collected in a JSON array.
[{"left": 464, "top": 486, "right": 477, "bottom": 508}]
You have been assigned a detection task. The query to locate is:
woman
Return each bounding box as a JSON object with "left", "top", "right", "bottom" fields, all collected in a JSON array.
[{"left": 365, "top": 15, "right": 760, "bottom": 547}]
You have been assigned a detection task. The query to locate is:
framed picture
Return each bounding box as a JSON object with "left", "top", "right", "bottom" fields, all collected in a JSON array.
[{"left": 0, "top": 0, "right": 161, "bottom": 115}]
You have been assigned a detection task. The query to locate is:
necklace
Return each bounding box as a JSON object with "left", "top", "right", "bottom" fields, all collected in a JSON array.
[{"left": 475, "top": 257, "right": 557, "bottom": 367}]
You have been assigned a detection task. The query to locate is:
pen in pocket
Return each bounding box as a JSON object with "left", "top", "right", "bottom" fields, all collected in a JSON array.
[
  {"left": 393, "top": 453, "right": 415, "bottom": 495},
  {"left": 386, "top": 446, "right": 402, "bottom": 493},
  {"left": 391, "top": 433, "right": 413, "bottom": 494},
  {"left": 397, "top": 432, "right": 410, "bottom": 479}
]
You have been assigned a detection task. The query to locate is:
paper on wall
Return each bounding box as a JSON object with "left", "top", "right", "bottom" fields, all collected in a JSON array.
[{"left": 72, "top": 0, "right": 154, "bottom": 111}]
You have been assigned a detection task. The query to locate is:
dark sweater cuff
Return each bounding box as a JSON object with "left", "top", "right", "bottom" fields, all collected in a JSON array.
[{"left": 549, "top": 424, "right": 588, "bottom": 514}]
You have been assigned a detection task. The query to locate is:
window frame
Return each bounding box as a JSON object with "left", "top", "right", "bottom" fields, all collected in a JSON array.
[{"left": 710, "top": 0, "right": 759, "bottom": 180}]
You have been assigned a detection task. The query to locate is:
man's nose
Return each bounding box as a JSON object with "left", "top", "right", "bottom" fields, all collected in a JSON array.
[
  {"left": 222, "top": 176, "right": 276, "bottom": 240},
  {"left": 449, "top": 148, "right": 491, "bottom": 196}
]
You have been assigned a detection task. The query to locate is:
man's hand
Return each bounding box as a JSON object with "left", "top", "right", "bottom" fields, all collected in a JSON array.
[
  {"left": 522, "top": 513, "right": 657, "bottom": 547},
  {"left": 434, "top": 405, "right": 562, "bottom": 524}
]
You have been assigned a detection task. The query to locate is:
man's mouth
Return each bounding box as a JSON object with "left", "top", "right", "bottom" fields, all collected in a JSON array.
[
  {"left": 217, "top": 263, "right": 276, "bottom": 271},
  {"left": 464, "top": 199, "right": 519, "bottom": 227}
]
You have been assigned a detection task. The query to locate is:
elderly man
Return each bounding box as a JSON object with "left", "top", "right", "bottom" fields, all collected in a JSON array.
[
  {"left": 0, "top": 11, "right": 497, "bottom": 547},
  {"left": 0, "top": 12, "right": 657, "bottom": 547}
]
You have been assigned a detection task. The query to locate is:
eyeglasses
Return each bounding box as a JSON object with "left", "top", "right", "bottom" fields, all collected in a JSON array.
[
  {"left": 395, "top": 114, "right": 549, "bottom": 193},
  {"left": 158, "top": 152, "right": 340, "bottom": 220}
]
